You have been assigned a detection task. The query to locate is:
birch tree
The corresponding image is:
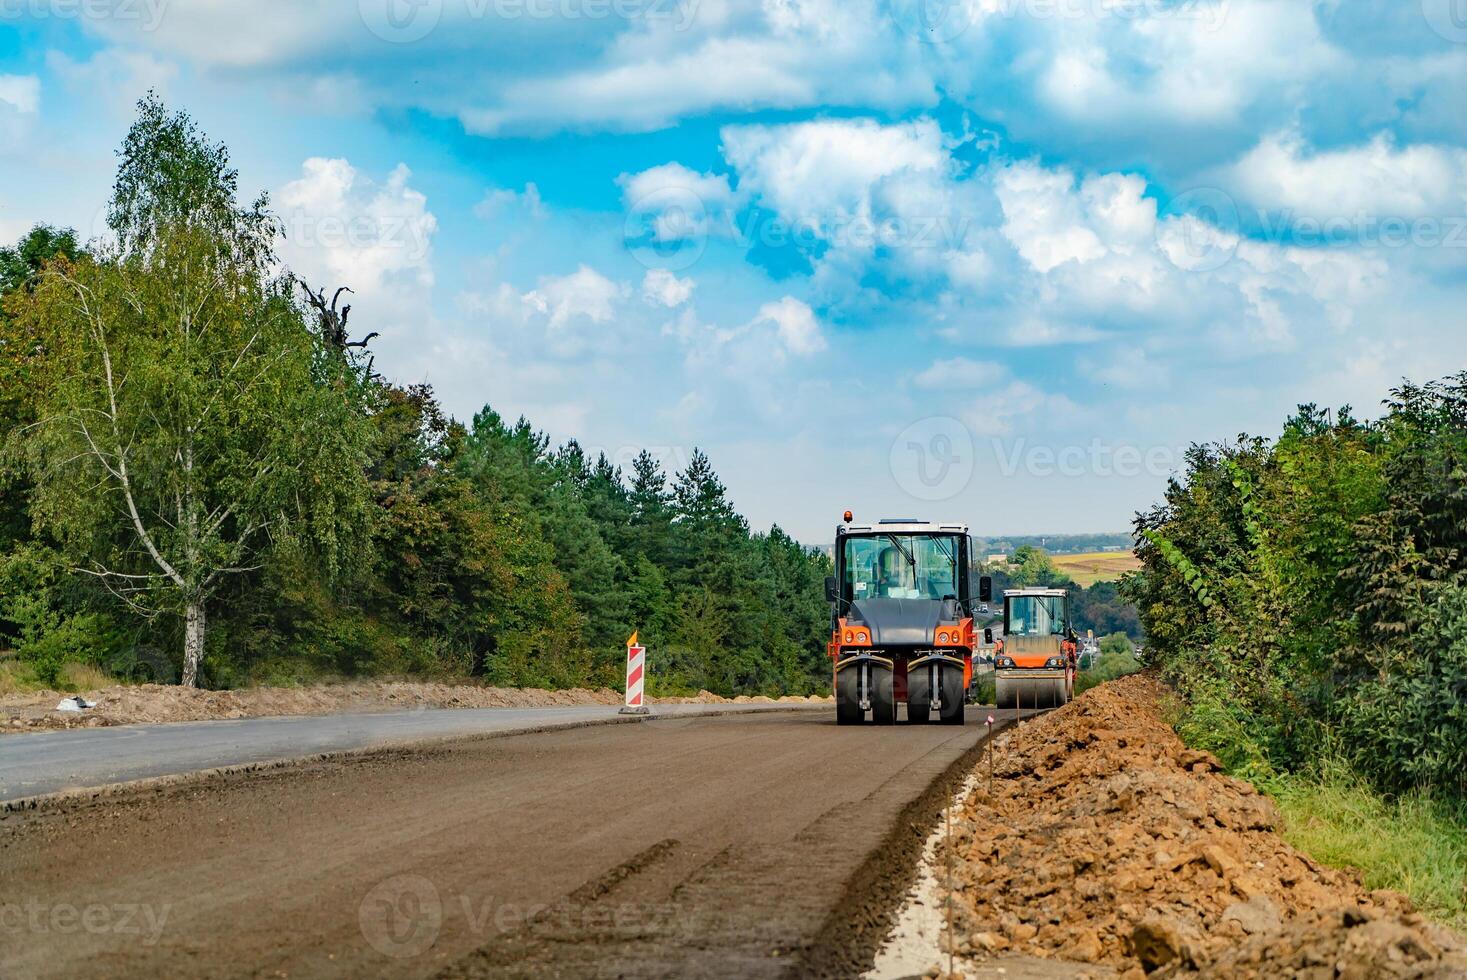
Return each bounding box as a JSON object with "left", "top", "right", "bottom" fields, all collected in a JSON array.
[{"left": 18, "top": 97, "right": 370, "bottom": 686}]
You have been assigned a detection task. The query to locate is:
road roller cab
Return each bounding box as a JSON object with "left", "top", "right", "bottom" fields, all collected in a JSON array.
[
  {"left": 994, "top": 587, "right": 1078, "bottom": 709},
  {"left": 825, "top": 516, "right": 979, "bottom": 725}
]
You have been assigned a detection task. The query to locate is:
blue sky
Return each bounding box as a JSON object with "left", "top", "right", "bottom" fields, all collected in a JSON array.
[{"left": 1, "top": 0, "right": 1464, "bottom": 542}]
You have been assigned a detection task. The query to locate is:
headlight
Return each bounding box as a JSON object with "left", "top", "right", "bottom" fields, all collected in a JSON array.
[{"left": 1046, "top": 656, "right": 1064, "bottom": 668}]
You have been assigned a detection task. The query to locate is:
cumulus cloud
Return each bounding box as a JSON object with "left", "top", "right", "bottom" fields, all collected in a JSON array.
[
  {"left": 1221, "top": 132, "right": 1467, "bottom": 220},
  {"left": 618, "top": 162, "right": 740, "bottom": 243},
  {"left": 720, "top": 118, "right": 949, "bottom": 228},
  {"left": 642, "top": 268, "right": 694, "bottom": 307},
  {"left": 667, "top": 295, "right": 827, "bottom": 367},
  {"left": 276, "top": 158, "right": 437, "bottom": 297},
  {"left": 754, "top": 296, "right": 825, "bottom": 355}
]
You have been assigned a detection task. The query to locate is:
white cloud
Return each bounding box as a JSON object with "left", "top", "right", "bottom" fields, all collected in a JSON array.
[
  {"left": 617, "top": 162, "right": 739, "bottom": 242},
  {"left": 642, "top": 268, "right": 694, "bottom": 307},
  {"left": 754, "top": 296, "right": 825, "bottom": 355},
  {"left": 1222, "top": 132, "right": 1467, "bottom": 219},
  {"left": 466, "top": 265, "right": 631, "bottom": 359},
  {"left": 668, "top": 295, "right": 826, "bottom": 366},
  {"left": 995, "top": 163, "right": 1108, "bottom": 273},
  {"left": 721, "top": 118, "right": 949, "bottom": 229},
  {"left": 0, "top": 75, "right": 40, "bottom": 114},
  {"left": 913, "top": 357, "right": 1007, "bottom": 390},
  {"left": 277, "top": 158, "right": 437, "bottom": 295},
  {"left": 524, "top": 264, "right": 626, "bottom": 330},
  {"left": 475, "top": 182, "right": 544, "bottom": 220}
]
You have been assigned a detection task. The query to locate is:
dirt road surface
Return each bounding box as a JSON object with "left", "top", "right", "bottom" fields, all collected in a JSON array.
[{"left": 0, "top": 710, "right": 1007, "bottom": 978}]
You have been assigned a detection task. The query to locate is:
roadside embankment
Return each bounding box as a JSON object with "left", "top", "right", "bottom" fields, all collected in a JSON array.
[
  {"left": 929, "top": 674, "right": 1466, "bottom": 978},
  {"left": 1, "top": 679, "right": 826, "bottom": 732}
]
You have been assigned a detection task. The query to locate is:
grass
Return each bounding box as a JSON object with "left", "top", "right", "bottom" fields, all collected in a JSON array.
[
  {"left": 1051, "top": 550, "right": 1143, "bottom": 586},
  {"left": 1272, "top": 771, "right": 1467, "bottom": 930},
  {"left": 0, "top": 657, "right": 120, "bottom": 695},
  {"left": 1166, "top": 687, "right": 1467, "bottom": 932}
]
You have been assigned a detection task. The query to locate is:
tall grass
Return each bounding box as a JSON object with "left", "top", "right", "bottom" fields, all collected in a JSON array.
[
  {"left": 0, "top": 658, "right": 119, "bottom": 695},
  {"left": 1272, "top": 770, "right": 1467, "bottom": 930}
]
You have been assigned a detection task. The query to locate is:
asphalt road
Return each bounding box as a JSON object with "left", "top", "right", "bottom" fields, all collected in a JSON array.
[
  {"left": 0, "top": 703, "right": 815, "bottom": 803},
  {"left": 0, "top": 709, "right": 1004, "bottom": 979}
]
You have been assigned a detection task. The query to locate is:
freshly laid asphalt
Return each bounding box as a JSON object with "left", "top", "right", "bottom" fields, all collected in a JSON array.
[{"left": 0, "top": 702, "right": 817, "bottom": 803}]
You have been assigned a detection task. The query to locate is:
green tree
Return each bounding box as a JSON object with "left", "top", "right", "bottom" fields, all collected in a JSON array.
[{"left": 17, "top": 98, "right": 370, "bottom": 686}]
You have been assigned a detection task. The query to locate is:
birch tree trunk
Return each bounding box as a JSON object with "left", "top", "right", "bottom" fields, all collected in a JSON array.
[{"left": 182, "top": 599, "right": 205, "bottom": 688}]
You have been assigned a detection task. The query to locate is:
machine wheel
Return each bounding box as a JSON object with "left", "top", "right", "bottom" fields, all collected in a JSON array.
[
  {"left": 994, "top": 673, "right": 1016, "bottom": 709},
  {"left": 871, "top": 667, "right": 896, "bottom": 725},
  {"left": 937, "top": 664, "right": 965, "bottom": 725},
  {"left": 835, "top": 667, "right": 864, "bottom": 725},
  {"left": 906, "top": 664, "right": 933, "bottom": 724}
]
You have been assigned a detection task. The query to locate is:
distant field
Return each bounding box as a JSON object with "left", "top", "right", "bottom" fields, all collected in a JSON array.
[{"left": 1052, "top": 551, "right": 1142, "bottom": 586}]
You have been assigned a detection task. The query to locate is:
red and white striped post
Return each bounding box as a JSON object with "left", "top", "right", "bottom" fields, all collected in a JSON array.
[{"left": 621, "top": 631, "right": 649, "bottom": 715}]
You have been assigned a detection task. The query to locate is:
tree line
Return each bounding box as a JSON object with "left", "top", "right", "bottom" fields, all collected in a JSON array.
[
  {"left": 0, "top": 96, "right": 832, "bottom": 696},
  {"left": 1123, "top": 384, "right": 1467, "bottom": 800},
  {"left": 981, "top": 544, "right": 1144, "bottom": 642}
]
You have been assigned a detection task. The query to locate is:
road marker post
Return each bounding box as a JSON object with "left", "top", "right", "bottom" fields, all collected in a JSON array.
[
  {"left": 621, "top": 631, "right": 650, "bottom": 716},
  {"left": 986, "top": 713, "right": 995, "bottom": 798}
]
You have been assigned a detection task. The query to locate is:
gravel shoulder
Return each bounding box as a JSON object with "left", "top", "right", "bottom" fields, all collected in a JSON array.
[{"left": 1, "top": 678, "right": 826, "bottom": 733}]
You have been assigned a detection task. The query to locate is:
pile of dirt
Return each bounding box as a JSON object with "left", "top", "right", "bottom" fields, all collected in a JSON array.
[
  {"left": 946, "top": 673, "right": 1467, "bottom": 978},
  {"left": 0, "top": 680, "right": 828, "bottom": 732}
]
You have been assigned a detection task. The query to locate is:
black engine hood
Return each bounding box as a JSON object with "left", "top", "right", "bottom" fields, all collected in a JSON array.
[{"left": 849, "top": 598, "right": 944, "bottom": 646}]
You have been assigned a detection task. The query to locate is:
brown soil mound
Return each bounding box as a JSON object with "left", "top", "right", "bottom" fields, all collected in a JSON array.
[
  {"left": 1, "top": 680, "right": 830, "bottom": 732},
  {"left": 949, "top": 673, "right": 1467, "bottom": 978}
]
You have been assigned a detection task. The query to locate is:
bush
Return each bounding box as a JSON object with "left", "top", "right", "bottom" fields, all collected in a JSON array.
[{"left": 1125, "top": 384, "right": 1467, "bottom": 802}]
